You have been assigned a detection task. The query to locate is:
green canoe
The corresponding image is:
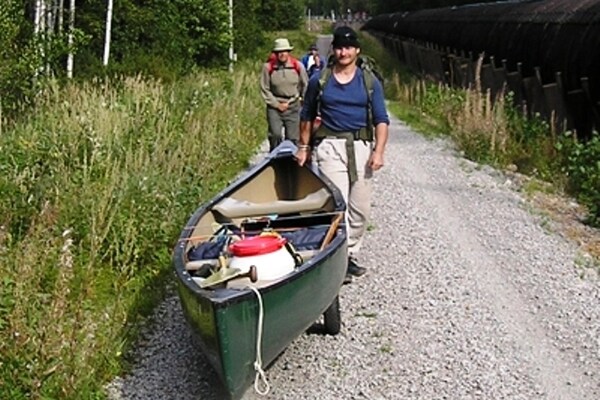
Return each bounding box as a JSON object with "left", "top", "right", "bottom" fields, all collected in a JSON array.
[{"left": 173, "top": 142, "right": 348, "bottom": 399}]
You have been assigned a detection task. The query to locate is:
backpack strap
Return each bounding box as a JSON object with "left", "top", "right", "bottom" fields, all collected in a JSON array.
[
  {"left": 290, "top": 57, "right": 302, "bottom": 75},
  {"left": 267, "top": 53, "right": 277, "bottom": 74},
  {"left": 362, "top": 69, "right": 375, "bottom": 139},
  {"left": 268, "top": 55, "right": 301, "bottom": 76},
  {"left": 316, "top": 67, "right": 333, "bottom": 119}
]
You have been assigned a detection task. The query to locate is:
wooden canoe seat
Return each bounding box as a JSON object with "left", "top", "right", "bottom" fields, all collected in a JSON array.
[{"left": 213, "top": 188, "right": 331, "bottom": 219}]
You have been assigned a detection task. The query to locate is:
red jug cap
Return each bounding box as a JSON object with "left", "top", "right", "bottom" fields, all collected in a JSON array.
[{"left": 230, "top": 236, "right": 287, "bottom": 257}]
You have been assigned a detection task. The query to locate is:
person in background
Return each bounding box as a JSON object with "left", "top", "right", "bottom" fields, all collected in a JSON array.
[
  {"left": 307, "top": 53, "right": 325, "bottom": 78},
  {"left": 295, "top": 26, "right": 389, "bottom": 284},
  {"left": 260, "top": 38, "right": 308, "bottom": 151},
  {"left": 301, "top": 43, "right": 318, "bottom": 70}
]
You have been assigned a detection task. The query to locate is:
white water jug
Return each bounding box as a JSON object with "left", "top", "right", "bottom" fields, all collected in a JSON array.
[{"left": 229, "top": 236, "right": 295, "bottom": 281}]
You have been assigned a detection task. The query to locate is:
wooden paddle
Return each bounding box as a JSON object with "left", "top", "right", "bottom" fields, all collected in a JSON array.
[{"left": 319, "top": 213, "right": 343, "bottom": 251}]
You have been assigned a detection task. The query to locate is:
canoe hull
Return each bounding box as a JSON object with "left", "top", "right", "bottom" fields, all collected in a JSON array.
[
  {"left": 176, "top": 236, "right": 346, "bottom": 399},
  {"left": 173, "top": 142, "right": 347, "bottom": 399}
]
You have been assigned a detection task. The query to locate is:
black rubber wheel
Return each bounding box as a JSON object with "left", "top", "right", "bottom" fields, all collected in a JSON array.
[{"left": 323, "top": 296, "right": 341, "bottom": 335}]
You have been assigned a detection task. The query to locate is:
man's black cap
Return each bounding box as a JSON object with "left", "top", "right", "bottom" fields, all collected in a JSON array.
[{"left": 332, "top": 26, "right": 360, "bottom": 48}]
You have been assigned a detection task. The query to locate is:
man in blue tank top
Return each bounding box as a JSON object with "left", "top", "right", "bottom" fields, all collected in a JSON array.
[{"left": 296, "top": 26, "right": 390, "bottom": 284}]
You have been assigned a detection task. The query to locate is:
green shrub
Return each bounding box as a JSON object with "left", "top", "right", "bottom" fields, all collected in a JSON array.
[
  {"left": 558, "top": 133, "right": 600, "bottom": 226},
  {"left": 261, "top": 0, "right": 304, "bottom": 30}
]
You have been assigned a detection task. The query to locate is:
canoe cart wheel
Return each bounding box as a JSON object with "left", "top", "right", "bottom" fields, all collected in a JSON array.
[{"left": 323, "top": 295, "right": 341, "bottom": 335}]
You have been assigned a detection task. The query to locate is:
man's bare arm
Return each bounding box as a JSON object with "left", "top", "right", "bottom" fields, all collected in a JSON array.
[
  {"left": 369, "top": 122, "right": 388, "bottom": 171},
  {"left": 295, "top": 120, "right": 313, "bottom": 166}
]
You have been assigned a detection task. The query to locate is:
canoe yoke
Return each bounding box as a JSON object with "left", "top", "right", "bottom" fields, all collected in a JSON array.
[{"left": 212, "top": 188, "right": 331, "bottom": 219}]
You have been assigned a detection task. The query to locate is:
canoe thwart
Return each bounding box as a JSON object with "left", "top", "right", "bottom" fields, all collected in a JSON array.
[{"left": 213, "top": 188, "right": 331, "bottom": 219}]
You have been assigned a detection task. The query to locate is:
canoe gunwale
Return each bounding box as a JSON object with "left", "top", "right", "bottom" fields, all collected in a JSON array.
[{"left": 173, "top": 141, "right": 347, "bottom": 305}]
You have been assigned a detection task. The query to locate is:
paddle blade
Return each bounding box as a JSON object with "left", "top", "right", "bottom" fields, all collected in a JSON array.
[{"left": 200, "top": 268, "right": 243, "bottom": 288}]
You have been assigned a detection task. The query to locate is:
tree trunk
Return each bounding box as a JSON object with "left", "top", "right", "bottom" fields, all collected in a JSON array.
[
  {"left": 46, "top": 0, "right": 55, "bottom": 75},
  {"left": 103, "top": 0, "right": 114, "bottom": 66},
  {"left": 34, "top": 0, "right": 42, "bottom": 35},
  {"left": 67, "top": 0, "right": 75, "bottom": 78},
  {"left": 47, "top": 0, "right": 54, "bottom": 34},
  {"left": 58, "top": 0, "right": 64, "bottom": 34},
  {"left": 228, "top": 0, "right": 233, "bottom": 72},
  {"left": 34, "top": 0, "right": 47, "bottom": 78}
]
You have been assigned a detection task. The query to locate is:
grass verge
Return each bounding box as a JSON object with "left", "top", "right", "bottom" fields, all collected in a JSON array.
[
  {"left": 0, "top": 68, "right": 265, "bottom": 398},
  {"left": 0, "top": 26, "right": 323, "bottom": 399}
]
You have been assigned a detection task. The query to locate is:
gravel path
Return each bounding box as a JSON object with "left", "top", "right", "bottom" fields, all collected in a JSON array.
[{"left": 106, "top": 115, "right": 600, "bottom": 400}]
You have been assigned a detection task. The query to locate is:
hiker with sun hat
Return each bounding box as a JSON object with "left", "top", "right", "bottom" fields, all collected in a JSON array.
[{"left": 260, "top": 38, "right": 308, "bottom": 151}]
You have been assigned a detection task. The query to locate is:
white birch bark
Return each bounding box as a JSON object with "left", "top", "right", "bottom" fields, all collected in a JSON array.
[
  {"left": 34, "top": 0, "right": 47, "bottom": 78},
  {"left": 40, "top": 1, "right": 46, "bottom": 34},
  {"left": 58, "top": 0, "right": 64, "bottom": 34},
  {"left": 46, "top": 0, "right": 55, "bottom": 75},
  {"left": 228, "top": 0, "right": 233, "bottom": 72},
  {"left": 49, "top": 0, "right": 57, "bottom": 34},
  {"left": 103, "top": 0, "right": 114, "bottom": 66},
  {"left": 34, "top": 0, "right": 42, "bottom": 35},
  {"left": 67, "top": 0, "right": 75, "bottom": 78}
]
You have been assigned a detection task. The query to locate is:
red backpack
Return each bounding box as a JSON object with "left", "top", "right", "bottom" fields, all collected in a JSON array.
[{"left": 267, "top": 53, "right": 302, "bottom": 75}]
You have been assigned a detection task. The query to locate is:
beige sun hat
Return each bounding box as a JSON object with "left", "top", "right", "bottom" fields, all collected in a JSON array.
[{"left": 272, "top": 38, "right": 293, "bottom": 52}]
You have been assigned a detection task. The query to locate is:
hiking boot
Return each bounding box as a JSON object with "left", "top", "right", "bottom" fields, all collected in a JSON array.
[{"left": 347, "top": 257, "right": 367, "bottom": 277}]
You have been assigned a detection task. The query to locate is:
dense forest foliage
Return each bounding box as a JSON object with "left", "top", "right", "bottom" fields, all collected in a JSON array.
[{"left": 0, "top": 0, "right": 511, "bottom": 117}]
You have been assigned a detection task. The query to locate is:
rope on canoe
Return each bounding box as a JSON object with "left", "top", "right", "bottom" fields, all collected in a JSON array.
[{"left": 248, "top": 286, "right": 270, "bottom": 396}]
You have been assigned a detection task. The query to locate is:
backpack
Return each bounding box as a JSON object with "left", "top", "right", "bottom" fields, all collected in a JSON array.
[
  {"left": 267, "top": 53, "right": 302, "bottom": 75},
  {"left": 356, "top": 55, "right": 384, "bottom": 90},
  {"left": 317, "top": 55, "right": 384, "bottom": 139}
]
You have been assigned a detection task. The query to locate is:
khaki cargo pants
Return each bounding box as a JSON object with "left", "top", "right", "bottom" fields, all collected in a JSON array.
[{"left": 313, "top": 138, "right": 373, "bottom": 257}]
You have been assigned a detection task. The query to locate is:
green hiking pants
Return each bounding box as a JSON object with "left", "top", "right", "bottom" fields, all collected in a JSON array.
[{"left": 266, "top": 103, "right": 300, "bottom": 151}]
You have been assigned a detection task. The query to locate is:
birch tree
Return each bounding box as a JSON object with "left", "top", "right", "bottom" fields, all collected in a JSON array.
[
  {"left": 34, "top": 0, "right": 44, "bottom": 35},
  {"left": 46, "top": 0, "right": 57, "bottom": 75},
  {"left": 58, "top": 0, "right": 64, "bottom": 34},
  {"left": 33, "top": 0, "right": 46, "bottom": 78},
  {"left": 67, "top": 0, "right": 75, "bottom": 78},
  {"left": 103, "top": 0, "right": 113, "bottom": 66}
]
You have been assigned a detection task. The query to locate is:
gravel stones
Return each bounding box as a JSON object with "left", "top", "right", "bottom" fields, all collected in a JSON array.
[{"left": 107, "top": 117, "right": 600, "bottom": 400}]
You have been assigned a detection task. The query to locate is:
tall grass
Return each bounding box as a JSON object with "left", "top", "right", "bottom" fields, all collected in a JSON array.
[
  {"left": 388, "top": 59, "right": 590, "bottom": 188},
  {"left": 390, "top": 56, "right": 541, "bottom": 167},
  {"left": 0, "top": 67, "right": 265, "bottom": 398},
  {"left": 450, "top": 57, "right": 511, "bottom": 159}
]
